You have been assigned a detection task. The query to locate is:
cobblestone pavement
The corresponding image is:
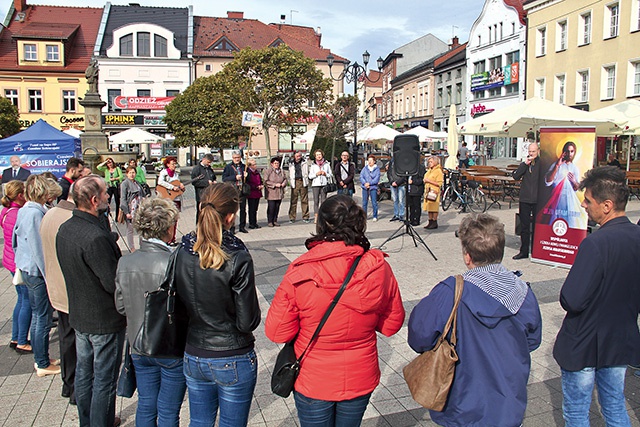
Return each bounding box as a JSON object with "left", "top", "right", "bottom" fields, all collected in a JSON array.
[{"left": 2, "top": 160, "right": 640, "bottom": 426}]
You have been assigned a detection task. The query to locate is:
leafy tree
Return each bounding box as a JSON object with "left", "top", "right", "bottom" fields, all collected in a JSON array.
[
  {"left": 0, "top": 97, "right": 20, "bottom": 138},
  {"left": 312, "top": 95, "right": 359, "bottom": 162},
  {"left": 221, "top": 45, "right": 334, "bottom": 157}
]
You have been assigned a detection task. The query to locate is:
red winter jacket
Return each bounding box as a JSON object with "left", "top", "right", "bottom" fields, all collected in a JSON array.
[{"left": 265, "top": 241, "right": 405, "bottom": 401}]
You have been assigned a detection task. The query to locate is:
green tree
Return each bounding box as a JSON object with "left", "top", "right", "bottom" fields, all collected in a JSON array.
[
  {"left": 312, "top": 95, "right": 358, "bottom": 162},
  {"left": 221, "top": 45, "right": 333, "bottom": 157},
  {"left": 0, "top": 97, "right": 20, "bottom": 138}
]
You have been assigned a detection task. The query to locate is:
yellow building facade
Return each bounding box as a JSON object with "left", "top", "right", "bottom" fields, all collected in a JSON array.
[{"left": 525, "top": 0, "right": 640, "bottom": 109}]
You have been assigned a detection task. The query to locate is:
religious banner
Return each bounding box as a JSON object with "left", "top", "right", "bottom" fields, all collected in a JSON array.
[{"left": 532, "top": 127, "right": 596, "bottom": 268}]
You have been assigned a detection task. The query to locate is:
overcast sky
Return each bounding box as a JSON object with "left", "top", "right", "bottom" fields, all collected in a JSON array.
[{"left": 1, "top": 0, "right": 485, "bottom": 63}]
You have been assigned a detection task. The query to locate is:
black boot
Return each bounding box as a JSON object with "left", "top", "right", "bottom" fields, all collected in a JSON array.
[{"left": 423, "top": 220, "right": 432, "bottom": 229}]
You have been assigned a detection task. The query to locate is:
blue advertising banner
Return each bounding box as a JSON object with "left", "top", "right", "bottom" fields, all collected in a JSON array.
[{"left": 0, "top": 119, "right": 81, "bottom": 178}]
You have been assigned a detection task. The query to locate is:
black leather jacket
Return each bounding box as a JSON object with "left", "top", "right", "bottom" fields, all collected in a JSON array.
[{"left": 175, "top": 231, "right": 261, "bottom": 351}]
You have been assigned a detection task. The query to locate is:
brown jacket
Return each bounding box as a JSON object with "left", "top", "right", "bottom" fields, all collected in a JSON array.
[
  {"left": 263, "top": 166, "right": 287, "bottom": 200},
  {"left": 40, "top": 200, "right": 74, "bottom": 313}
]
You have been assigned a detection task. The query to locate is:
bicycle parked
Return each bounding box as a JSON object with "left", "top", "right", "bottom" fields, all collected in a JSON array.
[{"left": 441, "top": 169, "right": 487, "bottom": 213}]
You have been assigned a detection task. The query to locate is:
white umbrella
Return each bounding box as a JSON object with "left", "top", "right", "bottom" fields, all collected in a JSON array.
[
  {"left": 405, "top": 126, "right": 447, "bottom": 143},
  {"left": 458, "top": 97, "right": 613, "bottom": 136},
  {"left": 293, "top": 127, "right": 317, "bottom": 148},
  {"left": 588, "top": 99, "right": 640, "bottom": 135},
  {"left": 445, "top": 104, "right": 459, "bottom": 170},
  {"left": 109, "top": 127, "right": 166, "bottom": 145},
  {"left": 63, "top": 128, "right": 83, "bottom": 138},
  {"left": 357, "top": 124, "right": 400, "bottom": 142}
]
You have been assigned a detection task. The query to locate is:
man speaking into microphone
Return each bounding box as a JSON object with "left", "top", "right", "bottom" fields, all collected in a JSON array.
[{"left": 512, "top": 142, "right": 541, "bottom": 260}]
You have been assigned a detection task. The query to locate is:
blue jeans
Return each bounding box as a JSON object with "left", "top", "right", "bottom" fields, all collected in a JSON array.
[
  {"left": 183, "top": 350, "right": 258, "bottom": 427},
  {"left": 23, "top": 272, "right": 52, "bottom": 368},
  {"left": 75, "top": 329, "right": 125, "bottom": 427},
  {"left": 361, "top": 188, "right": 378, "bottom": 219},
  {"left": 390, "top": 184, "right": 406, "bottom": 219},
  {"left": 12, "top": 282, "right": 31, "bottom": 345},
  {"left": 561, "top": 366, "right": 631, "bottom": 427},
  {"left": 131, "top": 354, "right": 187, "bottom": 427},
  {"left": 294, "top": 391, "right": 372, "bottom": 427},
  {"left": 337, "top": 188, "right": 354, "bottom": 197}
]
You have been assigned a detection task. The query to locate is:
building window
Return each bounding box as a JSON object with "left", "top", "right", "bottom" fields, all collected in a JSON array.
[
  {"left": 24, "top": 44, "right": 37, "bottom": 61},
  {"left": 46, "top": 45, "right": 59, "bottom": 62},
  {"left": 606, "top": 3, "right": 620, "bottom": 38},
  {"left": 455, "top": 83, "right": 462, "bottom": 104},
  {"left": 631, "top": 61, "right": 640, "bottom": 96},
  {"left": 555, "top": 74, "right": 566, "bottom": 104},
  {"left": 446, "top": 86, "right": 451, "bottom": 105},
  {"left": 579, "top": 12, "right": 592, "bottom": 45},
  {"left": 603, "top": 65, "right": 616, "bottom": 99},
  {"left": 537, "top": 27, "right": 547, "bottom": 56},
  {"left": 488, "top": 87, "right": 501, "bottom": 97},
  {"left": 473, "top": 90, "right": 486, "bottom": 100},
  {"left": 456, "top": 68, "right": 461, "bottom": 78},
  {"left": 28, "top": 89, "right": 42, "bottom": 112},
  {"left": 107, "top": 89, "right": 121, "bottom": 112},
  {"left": 166, "top": 90, "right": 179, "bottom": 97},
  {"left": 137, "top": 32, "right": 150, "bottom": 57},
  {"left": 120, "top": 34, "right": 133, "bottom": 56},
  {"left": 635, "top": 0, "right": 640, "bottom": 31},
  {"left": 4, "top": 89, "right": 18, "bottom": 107},
  {"left": 154, "top": 35, "right": 167, "bottom": 57},
  {"left": 438, "top": 75, "right": 442, "bottom": 84},
  {"left": 446, "top": 72, "right": 451, "bottom": 81},
  {"left": 535, "top": 78, "right": 546, "bottom": 99},
  {"left": 506, "top": 50, "right": 519, "bottom": 65},
  {"left": 473, "top": 60, "right": 485, "bottom": 74},
  {"left": 62, "top": 90, "right": 76, "bottom": 112},
  {"left": 505, "top": 84, "right": 519, "bottom": 94},
  {"left": 557, "top": 20, "right": 568, "bottom": 51},
  {"left": 437, "top": 88, "right": 443, "bottom": 108},
  {"left": 205, "top": 64, "right": 211, "bottom": 72},
  {"left": 488, "top": 55, "right": 502, "bottom": 70},
  {"left": 577, "top": 70, "right": 589, "bottom": 103}
]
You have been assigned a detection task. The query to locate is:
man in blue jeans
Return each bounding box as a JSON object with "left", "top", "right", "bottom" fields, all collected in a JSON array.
[
  {"left": 386, "top": 157, "right": 406, "bottom": 221},
  {"left": 57, "top": 175, "right": 125, "bottom": 427},
  {"left": 553, "top": 166, "right": 640, "bottom": 427}
]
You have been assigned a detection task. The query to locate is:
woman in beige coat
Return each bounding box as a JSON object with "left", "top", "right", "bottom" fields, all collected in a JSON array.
[
  {"left": 423, "top": 156, "right": 444, "bottom": 229},
  {"left": 263, "top": 157, "right": 287, "bottom": 227}
]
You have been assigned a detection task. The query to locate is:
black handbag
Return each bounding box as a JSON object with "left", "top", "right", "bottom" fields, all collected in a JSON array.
[
  {"left": 132, "top": 249, "right": 189, "bottom": 359},
  {"left": 241, "top": 181, "right": 251, "bottom": 197},
  {"left": 116, "top": 340, "right": 136, "bottom": 398},
  {"left": 271, "top": 255, "right": 362, "bottom": 398},
  {"left": 323, "top": 175, "right": 338, "bottom": 194}
]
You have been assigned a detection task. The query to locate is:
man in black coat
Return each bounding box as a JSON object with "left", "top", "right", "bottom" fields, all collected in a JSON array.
[
  {"left": 191, "top": 153, "right": 217, "bottom": 222},
  {"left": 221, "top": 150, "right": 247, "bottom": 233},
  {"left": 57, "top": 157, "right": 85, "bottom": 202},
  {"left": 386, "top": 156, "right": 407, "bottom": 221},
  {"left": 56, "top": 175, "right": 125, "bottom": 427},
  {"left": 334, "top": 151, "right": 355, "bottom": 197},
  {"left": 553, "top": 166, "right": 640, "bottom": 426},
  {"left": 406, "top": 163, "right": 426, "bottom": 226},
  {"left": 1, "top": 155, "right": 31, "bottom": 183},
  {"left": 512, "top": 142, "right": 541, "bottom": 259}
]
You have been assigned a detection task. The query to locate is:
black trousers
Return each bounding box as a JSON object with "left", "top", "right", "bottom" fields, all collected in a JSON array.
[
  {"left": 407, "top": 194, "right": 422, "bottom": 225},
  {"left": 267, "top": 200, "right": 282, "bottom": 224},
  {"left": 231, "top": 195, "right": 247, "bottom": 233},
  {"left": 107, "top": 185, "right": 120, "bottom": 215},
  {"left": 519, "top": 202, "right": 536, "bottom": 255},
  {"left": 58, "top": 312, "right": 76, "bottom": 398},
  {"left": 247, "top": 198, "right": 260, "bottom": 226}
]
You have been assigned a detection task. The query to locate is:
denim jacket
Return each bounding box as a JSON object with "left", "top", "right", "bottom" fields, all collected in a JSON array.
[{"left": 13, "top": 201, "right": 48, "bottom": 277}]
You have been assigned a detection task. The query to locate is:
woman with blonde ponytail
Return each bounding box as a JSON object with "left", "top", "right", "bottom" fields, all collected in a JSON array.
[{"left": 175, "top": 183, "right": 261, "bottom": 426}]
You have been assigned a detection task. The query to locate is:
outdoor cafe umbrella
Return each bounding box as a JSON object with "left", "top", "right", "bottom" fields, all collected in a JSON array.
[
  {"left": 445, "top": 104, "right": 459, "bottom": 170},
  {"left": 458, "top": 97, "right": 612, "bottom": 137},
  {"left": 357, "top": 123, "right": 400, "bottom": 143},
  {"left": 109, "top": 127, "right": 166, "bottom": 145},
  {"left": 405, "top": 126, "right": 447, "bottom": 143},
  {"left": 589, "top": 99, "right": 640, "bottom": 169},
  {"left": 293, "top": 127, "right": 316, "bottom": 149}
]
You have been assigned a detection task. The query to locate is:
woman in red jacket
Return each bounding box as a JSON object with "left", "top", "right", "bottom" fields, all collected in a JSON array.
[{"left": 265, "top": 194, "right": 405, "bottom": 426}]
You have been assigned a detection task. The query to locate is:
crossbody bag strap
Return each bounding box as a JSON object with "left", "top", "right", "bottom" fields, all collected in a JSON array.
[
  {"left": 297, "top": 255, "right": 363, "bottom": 362},
  {"left": 163, "top": 248, "right": 180, "bottom": 324},
  {"left": 439, "top": 275, "right": 464, "bottom": 347}
]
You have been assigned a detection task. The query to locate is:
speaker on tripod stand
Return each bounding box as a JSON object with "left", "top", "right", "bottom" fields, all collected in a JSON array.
[{"left": 380, "top": 134, "right": 437, "bottom": 260}]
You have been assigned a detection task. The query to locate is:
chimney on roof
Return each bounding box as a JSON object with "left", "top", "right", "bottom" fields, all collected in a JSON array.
[
  {"left": 449, "top": 36, "right": 459, "bottom": 50},
  {"left": 14, "top": 0, "right": 27, "bottom": 13},
  {"left": 227, "top": 11, "right": 244, "bottom": 20},
  {"left": 280, "top": 14, "right": 286, "bottom": 24}
]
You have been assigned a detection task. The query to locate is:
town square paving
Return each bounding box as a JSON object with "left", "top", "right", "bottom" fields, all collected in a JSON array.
[{"left": 2, "top": 162, "right": 640, "bottom": 426}]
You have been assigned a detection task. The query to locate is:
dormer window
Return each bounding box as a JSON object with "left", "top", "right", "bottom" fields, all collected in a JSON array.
[
  {"left": 154, "top": 35, "right": 167, "bottom": 57},
  {"left": 110, "top": 24, "right": 179, "bottom": 59},
  {"left": 269, "top": 38, "right": 284, "bottom": 48},
  {"left": 46, "top": 45, "right": 59, "bottom": 62},
  {"left": 209, "top": 36, "right": 238, "bottom": 52},
  {"left": 24, "top": 44, "right": 37, "bottom": 61},
  {"left": 137, "top": 32, "right": 150, "bottom": 57},
  {"left": 120, "top": 34, "right": 133, "bottom": 56}
]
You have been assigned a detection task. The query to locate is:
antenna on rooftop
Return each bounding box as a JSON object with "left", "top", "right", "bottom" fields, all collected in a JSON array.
[
  {"left": 290, "top": 10, "right": 298, "bottom": 24},
  {"left": 452, "top": 25, "right": 459, "bottom": 38}
]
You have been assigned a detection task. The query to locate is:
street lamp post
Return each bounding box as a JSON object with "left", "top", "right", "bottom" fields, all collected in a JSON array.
[{"left": 327, "top": 51, "right": 383, "bottom": 167}]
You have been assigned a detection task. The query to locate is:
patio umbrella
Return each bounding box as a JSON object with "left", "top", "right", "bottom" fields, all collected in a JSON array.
[
  {"left": 109, "top": 127, "right": 166, "bottom": 145},
  {"left": 458, "top": 97, "right": 613, "bottom": 137},
  {"left": 63, "top": 128, "right": 83, "bottom": 138},
  {"left": 357, "top": 123, "right": 400, "bottom": 142},
  {"left": 445, "top": 104, "right": 459, "bottom": 170},
  {"left": 588, "top": 99, "right": 640, "bottom": 135},
  {"left": 405, "top": 126, "right": 448, "bottom": 143},
  {"left": 293, "top": 127, "right": 316, "bottom": 149}
]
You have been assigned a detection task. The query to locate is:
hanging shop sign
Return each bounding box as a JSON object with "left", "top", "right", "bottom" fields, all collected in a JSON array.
[{"left": 113, "top": 96, "right": 175, "bottom": 110}]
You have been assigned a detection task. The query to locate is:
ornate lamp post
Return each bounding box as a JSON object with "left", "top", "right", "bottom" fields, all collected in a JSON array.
[{"left": 327, "top": 51, "right": 383, "bottom": 167}]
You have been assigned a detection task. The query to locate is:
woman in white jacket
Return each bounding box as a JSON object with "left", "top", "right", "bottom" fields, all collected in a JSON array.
[{"left": 308, "top": 149, "right": 333, "bottom": 224}]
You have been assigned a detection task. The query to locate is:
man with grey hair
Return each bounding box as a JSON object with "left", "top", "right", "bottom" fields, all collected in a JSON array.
[
  {"left": 288, "top": 151, "right": 310, "bottom": 223},
  {"left": 56, "top": 175, "right": 125, "bottom": 427},
  {"left": 222, "top": 150, "right": 247, "bottom": 233},
  {"left": 554, "top": 166, "right": 640, "bottom": 426},
  {"left": 512, "top": 142, "right": 541, "bottom": 260},
  {"left": 191, "top": 153, "right": 217, "bottom": 222},
  {"left": 2, "top": 155, "right": 31, "bottom": 183}
]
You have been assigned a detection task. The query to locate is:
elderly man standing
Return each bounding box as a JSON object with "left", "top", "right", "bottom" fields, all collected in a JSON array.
[
  {"left": 2, "top": 155, "right": 31, "bottom": 183},
  {"left": 56, "top": 175, "right": 125, "bottom": 427},
  {"left": 288, "top": 151, "right": 310, "bottom": 223},
  {"left": 554, "top": 166, "right": 640, "bottom": 427},
  {"left": 512, "top": 142, "right": 541, "bottom": 260},
  {"left": 222, "top": 150, "right": 247, "bottom": 233},
  {"left": 191, "top": 153, "right": 217, "bottom": 222},
  {"left": 334, "top": 151, "right": 355, "bottom": 197}
]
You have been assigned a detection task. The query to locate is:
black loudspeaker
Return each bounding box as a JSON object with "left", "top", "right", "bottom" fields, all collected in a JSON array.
[{"left": 393, "top": 134, "right": 420, "bottom": 176}]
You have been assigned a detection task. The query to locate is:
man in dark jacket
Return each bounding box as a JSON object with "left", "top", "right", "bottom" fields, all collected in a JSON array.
[
  {"left": 56, "top": 175, "right": 125, "bottom": 427},
  {"left": 334, "top": 151, "right": 355, "bottom": 197},
  {"left": 221, "top": 150, "right": 247, "bottom": 233},
  {"left": 553, "top": 166, "right": 640, "bottom": 426},
  {"left": 57, "top": 157, "right": 85, "bottom": 202},
  {"left": 406, "top": 163, "right": 426, "bottom": 226},
  {"left": 512, "top": 142, "right": 541, "bottom": 259},
  {"left": 386, "top": 156, "right": 407, "bottom": 221},
  {"left": 191, "top": 153, "right": 217, "bottom": 222}
]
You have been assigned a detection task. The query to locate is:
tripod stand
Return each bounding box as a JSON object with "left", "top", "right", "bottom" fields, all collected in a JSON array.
[{"left": 379, "top": 184, "right": 437, "bottom": 260}]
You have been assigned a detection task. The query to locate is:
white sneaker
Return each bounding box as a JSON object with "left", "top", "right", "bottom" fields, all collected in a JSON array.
[{"left": 372, "top": 218, "right": 378, "bottom": 222}]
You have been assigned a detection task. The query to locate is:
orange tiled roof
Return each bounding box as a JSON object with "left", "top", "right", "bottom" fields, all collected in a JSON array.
[
  {"left": 504, "top": 0, "right": 526, "bottom": 26},
  {"left": 0, "top": 4, "right": 103, "bottom": 73},
  {"left": 267, "top": 23, "right": 321, "bottom": 47},
  {"left": 434, "top": 42, "right": 468, "bottom": 67},
  {"left": 365, "top": 70, "right": 383, "bottom": 88},
  {"left": 193, "top": 16, "right": 345, "bottom": 62}
]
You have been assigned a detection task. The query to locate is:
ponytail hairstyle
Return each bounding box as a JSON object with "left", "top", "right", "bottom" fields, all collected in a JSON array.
[
  {"left": 1, "top": 180, "right": 24, "bottom": 208},
  {"left": 193, "top": 183, "right": 239, "bottom": 269}
]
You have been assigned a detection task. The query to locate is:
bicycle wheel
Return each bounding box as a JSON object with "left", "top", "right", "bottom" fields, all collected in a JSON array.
[
  {"left": 441, "top": 186, "right": 453, "bottom": 211},
  {"left": 465, "top": 187, "right": 487, "bottom": 213}
]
